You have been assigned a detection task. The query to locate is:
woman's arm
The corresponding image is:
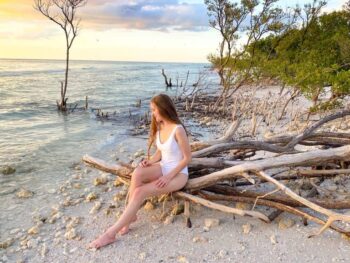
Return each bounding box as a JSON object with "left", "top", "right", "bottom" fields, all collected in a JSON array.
[
  {"left": 148, "top": 149, "right": 161, "bottom": 164},
  {"left": 156, "top": 126, "right": 191, "bottom": 187}
]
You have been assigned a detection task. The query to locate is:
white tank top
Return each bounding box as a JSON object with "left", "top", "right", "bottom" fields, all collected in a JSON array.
[{"left": 156, "top": 124, "right": 188, "bottom": 175}]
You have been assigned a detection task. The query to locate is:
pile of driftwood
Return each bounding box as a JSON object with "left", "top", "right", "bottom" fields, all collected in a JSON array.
[{"left": 82, "top": 109, "right": 350, "bottom": 239}]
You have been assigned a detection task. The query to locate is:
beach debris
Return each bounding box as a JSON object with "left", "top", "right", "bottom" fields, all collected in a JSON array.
[
  {"left": 66, "top": 217, "right": 80, "bottom": 229},
  {"left": 171, "top": 203, "right": 184, "bottom": 215},
  {"left": 192, "top": 235, "right": 208, "bottom": 243},
  {"left": 236, "top": 202, "right": 252, "bottom": 210},
  {"left": 242, "top": 223, "right": 252, "bottom": 234},
  {"left": 41, "top": 243, "right": 48, "bottom": 257},
  {"left": 134, "top": 149, "right": 145, "bottom": 158},
  {"left": 59, "top": 185, "right": 67, "bottom": 193},
  {"left": 278, "top": 218, "right": 295, "bottom": 230},
  {"left": 26, "top": 238, "right": 39, "bottom": 249},
  {"left": 89, "top": 201, "right": 102, "bottom": 214},
  {"left": 16, "top": 188, "right": 34, "bottom": 198},
  {"left": 70, "top": 247, "right": 78, "bottom": 253},
  {"left": 113, "top": 192, "right": 127, "bottom": 202},
  {"left": 204, "top": 218, "right": 220, "bottom": 229},
  {"left": 341, "top": 233, "right": 350, "bottom": 241},
  {"left": 115, "top": 211, "right": 123, "bottom": 219},
  {"left": 74, "top": 165, "right": 82, "bottom": 171},
  {"left": 72, "top": 173, "right": 82, "bottom": 180},
  {"left": 63, "top": 197, "right": 73, "bottom": 207},
  {"left": 72, "top": 183, "right": 82, "bottom": 189},
  {"left": 164, "top": 215, "right": 175, "bottom": 225},
  {"left": 0, "top": 238, "right": 14, "bottom": 249},
  {"left": 64, "top": 228, "right": 77, "bottom": 240},
  {"left": 93, "top": 174, "right": 108, "bottom": 186},
  {"left": 104, "top": 204, "right": 118, "bottom": 216},
  {"left": 113, "top": 178, "right": 123, "bottom": 187},
  {"left": 10, "top": 228, "right": 21, "bottom": 235},
  {"left": 139, "top": 252, "right": 147, "bottom": 260},
  {"left": 48, "top": 212, "right": 62, "bottom": 224},
  {"left": 218, "top": 249, "right": 228, "bottom": 258},
  {"left": 85, "top": 192, "right": 97, "bottom": 202},
  {"left": 1, "top": 165, "right": 16, "bottom": 175},
  {"left": 144, "top": 201, "right": 155, "bottom": 211},
  {"left": 28, "top": 226, "right": 39, "bottom": 235},
  {"left": 177, "top": 255, "right": 189, "bottom": 263},
  {"left": 270, "top": 234, "right": 278, "bottom": 244},
  {"left": 104, "top": 208, "right": 112, "bottom": 216},
  {"left": 158, "top": 194, "right": 170, "bottom": 203}
]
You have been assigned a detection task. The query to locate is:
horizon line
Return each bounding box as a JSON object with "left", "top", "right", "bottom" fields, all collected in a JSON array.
[{"left": 0, "top": 57, "right": 210, "bottom": 64}]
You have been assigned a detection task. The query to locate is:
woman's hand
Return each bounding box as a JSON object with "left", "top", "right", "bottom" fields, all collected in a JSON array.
[
  {"left": 155, "top": 175, "right": 171, "bottom": 188},
  {"left": 139, "top": 159, "right": 151, "bottom": 168}
]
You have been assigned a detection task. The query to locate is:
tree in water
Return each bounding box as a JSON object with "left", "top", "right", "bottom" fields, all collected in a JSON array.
[{"left": 34, "top": 0, "right": 87, "bottom": 112}]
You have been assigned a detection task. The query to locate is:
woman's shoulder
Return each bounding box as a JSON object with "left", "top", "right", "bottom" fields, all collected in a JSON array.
[{"left": 174, "top": 124, "right": 187, "bottom": 137}]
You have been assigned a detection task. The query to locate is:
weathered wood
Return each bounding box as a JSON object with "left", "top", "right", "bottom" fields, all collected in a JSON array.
[
  {"left": 253, "top": 170, "right": 350, "bottom": 237},
  {"left": 285, "top": 110, "right": 350, "bottom": 150},
  {"left": 206, "top": 185, "right": 350, "bottom": 209},
  {"left": 173, "top": 191, "right": 270, "bottom": 223},
  {"left": 185, "top": 145, "right": 350, "bottom": 191},
  {"left": 82, "top": 155, "right": 132, "bottom": 180},
  {"left": 184, "top": 200, "right": 192, "bottom": 228},
  {"left": 199, "top": 191, "right": 350, "bottom": 237},
  {"left": 192, "top": 140, "right": 288, "bottom": 158},
  {"left": 189, "top": 158, "right": 242, "bottom": 169}
]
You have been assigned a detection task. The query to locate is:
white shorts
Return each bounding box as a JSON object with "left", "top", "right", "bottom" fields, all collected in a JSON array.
[{"left": 160, "top": 161, "right": 188, "bottom": 177}]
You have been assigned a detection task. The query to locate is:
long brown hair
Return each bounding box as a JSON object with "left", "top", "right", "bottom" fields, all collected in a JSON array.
[{"left": 147, "top": 94, "right": 187, "bottom": 159}]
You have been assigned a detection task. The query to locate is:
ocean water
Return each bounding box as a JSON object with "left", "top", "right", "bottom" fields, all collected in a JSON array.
[{"left": 0, "top": 59, "right": 215, "bottom": 238}]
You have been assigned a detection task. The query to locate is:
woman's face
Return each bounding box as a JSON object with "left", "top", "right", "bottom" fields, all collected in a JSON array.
[{"left": 150, "top": 102, "right": 163, "bottom": 122}]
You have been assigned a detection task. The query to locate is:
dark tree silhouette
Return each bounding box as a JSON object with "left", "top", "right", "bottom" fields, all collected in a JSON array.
[{"left": 34, "top": 0, "right": 87, "bottom": 112}]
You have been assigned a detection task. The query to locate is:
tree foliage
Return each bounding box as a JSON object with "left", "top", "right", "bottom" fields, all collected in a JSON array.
[{"left": 207, "top": 0, "right": 350, "bottom": 111}]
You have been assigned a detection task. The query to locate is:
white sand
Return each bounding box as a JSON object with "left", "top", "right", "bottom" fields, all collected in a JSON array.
[{"left": 9, "top": 182, "right": 349, "bottom": 263}]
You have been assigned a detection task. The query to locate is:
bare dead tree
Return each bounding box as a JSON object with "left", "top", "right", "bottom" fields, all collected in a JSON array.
[
  {"left": 161, "top": 69, "right": 172, "bottom": 88},
  {"left": 34, "top": 0, "right": 87, "bottom": 112}
]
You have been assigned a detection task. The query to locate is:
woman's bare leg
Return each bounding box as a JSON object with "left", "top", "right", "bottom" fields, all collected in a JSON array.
[
  {"left": 89, "top": 173, "right": 188, "bottom": 249},
  {"left": 119, "top": 163, "right": 162, "bottom": 235}
]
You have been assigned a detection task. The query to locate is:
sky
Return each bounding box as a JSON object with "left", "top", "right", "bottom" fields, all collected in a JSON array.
[{"left": 0, "top": 0, "right": 346, "bottom": 63}]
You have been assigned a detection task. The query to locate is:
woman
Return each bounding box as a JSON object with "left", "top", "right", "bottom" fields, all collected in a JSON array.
[{"left": 89, "top": 94, "right": 192, "bottom": 249}]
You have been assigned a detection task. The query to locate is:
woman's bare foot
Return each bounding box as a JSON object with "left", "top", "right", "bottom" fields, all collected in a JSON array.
[
  {"left": 89, "top": 231, "right": 116, "bottom": 249},
  {"left": 118, "top": 215, "right": 138, "bottom": 236}
]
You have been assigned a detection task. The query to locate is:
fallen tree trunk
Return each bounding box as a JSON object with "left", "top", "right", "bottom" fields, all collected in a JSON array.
[
  {"left": 173, "top": 191, "right": 270, "bottom": 223},
  {"left": 82, "top": 155, "right": 132, "bottom": 180},
  {"left": 252, "top": 170, "right": 350, "bottom": 237},
  {"left": 185, "top": 145, "right": 350, "bottom": 191},
  {"left": 206, "top": 185, "right": 350, "bottom": 209}
]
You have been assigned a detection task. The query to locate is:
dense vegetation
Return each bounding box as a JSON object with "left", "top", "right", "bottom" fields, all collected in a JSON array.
[{"left": 206, "top": 0, "right": 350, "bottom": 112}]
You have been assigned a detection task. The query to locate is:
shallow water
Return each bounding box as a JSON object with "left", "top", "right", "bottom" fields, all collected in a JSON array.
[{"left": 0, "top": 58, "right": 217, "bottom": 238}]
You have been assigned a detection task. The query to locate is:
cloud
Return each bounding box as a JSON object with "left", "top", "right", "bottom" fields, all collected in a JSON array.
[{"left": 80, "top": 0, "right": 210, "bottom": 31}]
